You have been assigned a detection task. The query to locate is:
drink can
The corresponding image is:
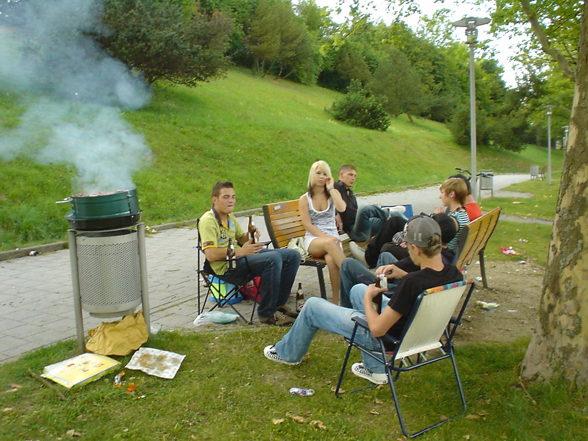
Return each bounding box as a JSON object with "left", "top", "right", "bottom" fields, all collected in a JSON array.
[{"left": 289, "top": 387, "right": 314, "bottom": 396}]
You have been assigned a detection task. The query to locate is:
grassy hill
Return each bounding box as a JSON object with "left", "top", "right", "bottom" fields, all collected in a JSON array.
[{"left": 0, "top": 68, "right": 564, "bottom": 250}]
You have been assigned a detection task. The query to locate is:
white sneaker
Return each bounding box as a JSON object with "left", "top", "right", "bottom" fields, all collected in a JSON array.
[
  {"left": 351, "top": 362, "right": 388, "bottom": 385},
  {"left": 383, "top": 205, "right": 406, "bottom": 215},
  {"left": 263, "top": 345, "right": 300, "bottom": 365},
  {"left": 349, "top": 241, "right": 368, "bottom": 267}
]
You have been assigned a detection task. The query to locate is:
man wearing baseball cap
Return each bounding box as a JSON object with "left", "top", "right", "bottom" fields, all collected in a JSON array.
[
  {"left": 338, "top": 212, "right": 459, "bottom": 308},
  {"left": 263, "top": 215, "right": 463, "bottom": 385}
]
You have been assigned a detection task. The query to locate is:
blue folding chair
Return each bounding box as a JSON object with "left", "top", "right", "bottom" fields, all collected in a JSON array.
[{"left": 335, "top": 281, "right": 475, "bottom": 438}]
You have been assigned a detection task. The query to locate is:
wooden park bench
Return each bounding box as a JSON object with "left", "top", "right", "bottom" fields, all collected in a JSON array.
[
  {"left": 455, "top": 207, "right": 502, "bottom": 288},
  {"left": 263, "top": 199, "right": 352, "bottom": 300}
]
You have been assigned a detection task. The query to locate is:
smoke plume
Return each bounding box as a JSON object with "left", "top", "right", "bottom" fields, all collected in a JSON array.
[{"left": 0, "top": 0, "right": 151, "bottom": 193}]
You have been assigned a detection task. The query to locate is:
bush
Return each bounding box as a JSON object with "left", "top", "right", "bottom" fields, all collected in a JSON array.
[
  {"left": 329, "top": 80, "right": 390, "bottom": 131},
  {"left": 97, "top": 0, "right": 233, "bottom": 86}
]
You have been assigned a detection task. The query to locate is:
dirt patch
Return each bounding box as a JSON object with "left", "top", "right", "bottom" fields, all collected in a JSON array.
[{"left": 456, "top": 260, "right": 544, "bottom": 344}]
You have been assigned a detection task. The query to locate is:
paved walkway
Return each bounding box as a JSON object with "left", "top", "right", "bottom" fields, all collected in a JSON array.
[{"left": 0, "top": 174, "right": 534, "bottom": 364}]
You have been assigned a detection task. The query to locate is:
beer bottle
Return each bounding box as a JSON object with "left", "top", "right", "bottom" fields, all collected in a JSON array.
[
  {"left": 226, "top": 239, "right": 236, "bottom": 270},
  {"left": 373, "top": 273, "right": 386, "bottom": 311},
  {"left": 296, "top": 282, "right": 305, "bottom": 312},
  {"left": 248, "top": 215, "right": 257, "bottom": 243}
]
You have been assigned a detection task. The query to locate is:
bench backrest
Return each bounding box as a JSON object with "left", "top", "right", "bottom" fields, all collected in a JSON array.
[
  {"left": 455, "top": 207, "right": 501, "bottom": 270},
  {"left": 263, "top": 200, "right": 306, "bottom": 249}
]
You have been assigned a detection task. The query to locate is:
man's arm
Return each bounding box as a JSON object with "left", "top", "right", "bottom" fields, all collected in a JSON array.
[
  {"left": 204, "top": 242, "right": 262, "bottom": 262},
  {"left": 200, "top": 214, "right": 262, "bottom": 262},
  {"left": 362, "top": 284, "right": 402, "bottom": 337},
  {"left": 375, "top": 264, "right": 408, "bottom": 280}
]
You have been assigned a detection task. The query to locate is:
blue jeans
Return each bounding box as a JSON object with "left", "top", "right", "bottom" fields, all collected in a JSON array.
[
  {"left": 223, "top": 248, "right": 300, "bottom": 319},
  {"left": 348, "top": 205, "right": 388, "bottom": 242},
  {"left": 274, "top": 297, "right": 386, "bottom": 373},
  {"left": 339, "top": 252, "right": 398, "bottom": 308},
  {"left": 350, "top": 283, "right": 392, "bottom": 313}
]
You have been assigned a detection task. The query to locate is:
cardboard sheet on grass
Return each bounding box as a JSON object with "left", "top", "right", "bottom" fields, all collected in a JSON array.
[
  {"left": 42, "top": 353, "right": 120, "bottom": 389},
  {"left": 86, "top": 312, "right": 148, "bottom": 356},
  {"left": 125, "top": 347, "right": 185, "bottom": 379}
]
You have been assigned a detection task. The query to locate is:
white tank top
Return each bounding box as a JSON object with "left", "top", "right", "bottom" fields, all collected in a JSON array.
[{"left": 305, "top": 193, "right": 338, "bottom": 237}]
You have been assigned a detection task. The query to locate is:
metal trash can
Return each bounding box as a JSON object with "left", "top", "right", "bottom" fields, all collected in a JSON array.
[
  {"left": 478, "top": 170, "right": 494, "bottom": 197},
  {"left": 75, "top": 231, "right": 142, "bottom": 318}
]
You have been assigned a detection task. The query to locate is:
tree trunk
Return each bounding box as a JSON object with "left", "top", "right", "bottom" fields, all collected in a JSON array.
[{"left": 521, "top": 0, "right": 588, "bottom": 386}]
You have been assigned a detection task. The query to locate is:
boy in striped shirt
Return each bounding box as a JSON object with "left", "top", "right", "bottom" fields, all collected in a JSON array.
[{"left": 434, "top": 177, "right": 470, "bottom": 251}]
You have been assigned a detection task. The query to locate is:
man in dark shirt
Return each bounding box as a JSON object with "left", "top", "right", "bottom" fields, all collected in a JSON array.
[
  {"left": 263, "top": 215, "right": 462, "bottom": 385},
  {"left": 339, "top": 213, "right": 458, "bottom": 308},
  {"left": 334, "top": 164, "right": 390, "bottom": 242}
]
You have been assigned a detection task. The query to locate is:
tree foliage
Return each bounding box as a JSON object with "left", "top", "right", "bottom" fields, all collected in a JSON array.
[
  {"left": 493, "top": 0, "right": 581, "bottom": 81},
  {"left": 368, "top": 47, "right": 426, "bottom": 123},
  {"left": 97, "top": 0, "right": 233, "bottom": 85},
  {"left": 247, "top": 0, "right": 318, "bottom": 83},
  {"left": 198, "top": 0, "right": 259, "bottom": 65},
  {"left": 329, "top": 79, "right": 390, "bottom": 131}
]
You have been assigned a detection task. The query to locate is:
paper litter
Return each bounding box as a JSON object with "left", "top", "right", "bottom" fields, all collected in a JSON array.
[{"left": 125, "top": 347, "right": 185, "bottom": 379}]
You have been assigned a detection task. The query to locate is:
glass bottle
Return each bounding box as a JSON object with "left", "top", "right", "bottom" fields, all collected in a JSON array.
[
  {"left": 296, "top": 282, "right": 305, "bottom": 312},
  {"left": 247, "top": 215, "right": 257, "bottom": 243},
  {"left": 226, "top": 239, "right": 235, "bottom": 270},
  {"left": 373, "top": 274, "right": 386, "bottom": 311}
]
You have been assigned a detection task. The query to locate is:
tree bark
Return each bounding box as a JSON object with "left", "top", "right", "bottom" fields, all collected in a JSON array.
[{"left": 521, "top": 0, "right": 588, "bottom": 386}]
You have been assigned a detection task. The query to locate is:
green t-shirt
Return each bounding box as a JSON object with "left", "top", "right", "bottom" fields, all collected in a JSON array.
[{"left": 199, "top": 209, "right": 244, "bottom": 275}]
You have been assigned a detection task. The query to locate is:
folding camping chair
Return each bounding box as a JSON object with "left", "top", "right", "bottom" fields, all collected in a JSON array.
[
  {"left": 196, "top": 218, "right": 259, "bottom": 324},
  {"left": 335, "top": 281, "right": 476, "bottom": 438}
]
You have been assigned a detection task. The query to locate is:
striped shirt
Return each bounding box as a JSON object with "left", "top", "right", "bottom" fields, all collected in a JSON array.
[{"left": 448, "top": 208, "right": 470, "bottom": 251}]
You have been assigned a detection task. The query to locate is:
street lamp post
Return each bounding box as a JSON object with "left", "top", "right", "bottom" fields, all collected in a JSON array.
[
  {"left": 452, "top": 17, "right": 491, "bottom": 198},
  {"left": 546, "top": 105, "right": 553, "bottom": 184}
]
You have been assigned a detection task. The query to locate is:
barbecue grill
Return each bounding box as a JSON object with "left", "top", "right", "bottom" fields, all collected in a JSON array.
[{"left": 63, "top": 188, "right": 150, "bottom": 351}]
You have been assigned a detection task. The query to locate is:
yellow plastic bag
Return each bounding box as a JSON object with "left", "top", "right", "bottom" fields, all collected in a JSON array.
[{"left": 86, "top": 311, "right": 148, "bottom": 356}]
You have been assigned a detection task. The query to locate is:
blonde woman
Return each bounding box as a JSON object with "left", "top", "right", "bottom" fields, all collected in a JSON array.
[{"left": 299, "top": 160, "right": 347, "bottom": 304}]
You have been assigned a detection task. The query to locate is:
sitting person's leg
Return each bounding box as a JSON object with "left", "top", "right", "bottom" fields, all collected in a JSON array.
[
  {"left": 239, "top": 249, "right": 294, "bottom": 322},
  {"left": 364, "top": 215, "right": 408, "bottom": 268},
  {"left": 266, "top": 297, "right": 382, "bottom": 371},
  {"left": 308, "top": 236, "right": 346, "bottom": 304},
  {"left": 376, "top": 250, "right": 397, "bottom": 267},
  {"left": 348, "top": 205, "right": 388, "bottom": 242},
  {"left": 350, "top": 282, "right": 392, "bottom": 313},
  {"left": 273, "top": 248, "right": 301, "bottom": 307},
  {"left": 340, "top": 257, "right": 376, "bottom": 308}
]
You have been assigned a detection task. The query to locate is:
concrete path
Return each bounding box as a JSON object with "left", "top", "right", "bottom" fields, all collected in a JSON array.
[{"left": 0, "top": 174, "right": 534, "bottom": 364}]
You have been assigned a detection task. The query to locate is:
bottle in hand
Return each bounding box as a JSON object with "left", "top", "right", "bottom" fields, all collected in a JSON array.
[
  {"left": 373, "top": 273, "right": 386, "bottom": 311},
  {"left": 296, "top": 282, "right": 305, "bottom": 312},
  {"left": 247, "top": 215, "right": 257, "bottom": 244},
  {"left": 226, "top": 238, "right": 236, "bottom": 270}
]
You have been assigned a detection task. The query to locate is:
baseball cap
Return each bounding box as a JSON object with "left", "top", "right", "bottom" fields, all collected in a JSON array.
[{"left": 399, "top": 215, "right": 441, "bottom": 248}]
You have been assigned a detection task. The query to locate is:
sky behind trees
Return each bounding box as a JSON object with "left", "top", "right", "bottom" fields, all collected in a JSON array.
[{"left": 306, "top": 0, "right": 524, "bottom": 87}]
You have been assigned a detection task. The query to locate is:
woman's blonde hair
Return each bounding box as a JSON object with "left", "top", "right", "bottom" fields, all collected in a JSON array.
[{"left": 306, "top": 160, "right": 332, "bottom": 196}]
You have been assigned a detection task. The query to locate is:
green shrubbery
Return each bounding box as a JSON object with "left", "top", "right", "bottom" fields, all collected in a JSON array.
[
  {"left": 329, "top": 80, "right": 390, "bottom": 131},
  {"left": 96, "top": 0, "right": 233, "bottom": 86}
]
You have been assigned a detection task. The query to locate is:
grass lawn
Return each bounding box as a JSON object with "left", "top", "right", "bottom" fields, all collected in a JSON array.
[
  {"left": 0, "top": 112, "right": 582, "bottom": 439},
  {"left": 1, "top": 329, "right": 586, "bottom": 441},
  {"left": 481, "top": 174, "right": 561, "bottom": 220},
  {"left": 0, "top": 69, "right": 565, "bottom": 251},
  {"left": 481, "top": 175, "right": 560, "bottom": 267}
]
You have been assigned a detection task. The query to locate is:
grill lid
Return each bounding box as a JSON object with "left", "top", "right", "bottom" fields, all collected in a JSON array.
[{"left": 59, "top": 188, "right": 140, "bottom": 221}]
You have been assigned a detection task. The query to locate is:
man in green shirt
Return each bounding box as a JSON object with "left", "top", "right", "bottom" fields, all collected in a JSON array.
[{"left": 199, "top": 181, "right": 301, "bottom": 326}]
